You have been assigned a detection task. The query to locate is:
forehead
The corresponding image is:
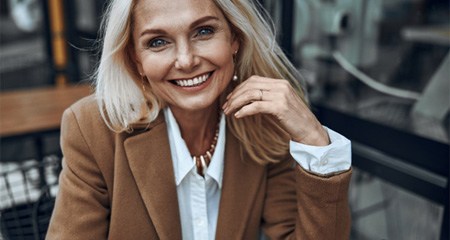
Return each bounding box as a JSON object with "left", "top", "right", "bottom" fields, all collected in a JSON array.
[{"left": 133, "top": 0, "right": 224, "bottom": 29}]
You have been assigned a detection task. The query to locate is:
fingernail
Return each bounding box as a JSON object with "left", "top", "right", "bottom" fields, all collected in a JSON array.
[
  {"left": 222, "top": 105, "right": 228, "bottom": 113},
  {"left": 234, "top": 111, "right": 240, "bottom": 118},
  {"left": 222, "top": 102, "right": 227, "bottom": 109}
]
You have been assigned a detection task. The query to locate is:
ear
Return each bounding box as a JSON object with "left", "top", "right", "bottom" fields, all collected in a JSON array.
[
  {"left": 231, "top": 38, "right": 240, "bottom": 56},
  {"left": 127, "top": 42, "right": 144, "bottom": 75},
  {"left": 136, "top": 61, "right": 144, "bottom": 76},
  {"left": 230, "top": 27, "right": 241, "bottom": 54}
]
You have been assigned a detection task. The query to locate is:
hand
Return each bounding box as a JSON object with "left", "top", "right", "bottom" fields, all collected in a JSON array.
[{"left": 222, "top": 76, "right": 330, "bottom": 146}]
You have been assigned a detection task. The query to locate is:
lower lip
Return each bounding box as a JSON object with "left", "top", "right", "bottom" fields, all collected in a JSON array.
[{"left": 174, "top": 72, "right": 213, "bottom": 92}]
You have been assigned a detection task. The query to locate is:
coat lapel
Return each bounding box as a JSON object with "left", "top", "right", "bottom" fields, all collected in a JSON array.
[
  {"left": 215, "top": 129, "right": 266, "bottom": 239},
  {"left": 124, "top": 115, "right": 182, "bottom": 240},
  {"left": 124, "top": 115, "right": 266, "bottom": 239}
]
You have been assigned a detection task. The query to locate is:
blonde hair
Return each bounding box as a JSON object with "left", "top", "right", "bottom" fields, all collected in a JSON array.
[
  {"left": 95, "top": 0, "right": 159, "bottom": 132},
  {"left": 95, "top": 0, "right": 307, "bottom": 164}
]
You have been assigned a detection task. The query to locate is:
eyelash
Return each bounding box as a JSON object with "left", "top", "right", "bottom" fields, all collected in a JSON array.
[
  {"left": 195, "top": 26, "right": 215, "bottom": 37},
  {"left": 146, "top": 26, "right": 216, "bottom": 50},
  {"left": 147, "top": 38, "right": 169, "bottom": 49}
]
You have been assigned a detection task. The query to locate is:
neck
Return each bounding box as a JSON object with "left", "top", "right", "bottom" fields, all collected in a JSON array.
[{"left": 170, "top": 102, "right": 220, "bottom": 156}]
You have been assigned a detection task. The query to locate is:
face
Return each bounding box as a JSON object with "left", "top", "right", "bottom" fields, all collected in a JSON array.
[{"left": 132, "top": 0, "right": 239, "bottom": 114}]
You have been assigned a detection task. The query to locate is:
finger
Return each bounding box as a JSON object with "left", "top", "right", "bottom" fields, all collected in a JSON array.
[
  {"left": 225, "top": 84, "right": 274, "bottom": 111},
  {"left": 223, "top": 81, "right": 270, "bottom": 110},
  {"left": 223, "top": 86, "right": 286, "bottom": 114},
  {"left": 226, "top": 82, "right": 271, "bottom": 102},
  {"left": 224, "top": 89, "right": 266, "bottom": 114},
  {"left": 233, "top": 101, "right": 274, "bottom": 118},
  {"left": 226, "top": 77, "right": 292, "bottom": 103},
  {"left": 226, "top": 76, "right": 279, "bottom": 100}
]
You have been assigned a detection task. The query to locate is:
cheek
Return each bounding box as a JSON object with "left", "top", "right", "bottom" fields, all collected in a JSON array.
[
  {"left": 201, "top": 46, "right": 234, "bottom": 75},
  {"left": 141, "top": 54, "right": 172, "bottom": 82}
]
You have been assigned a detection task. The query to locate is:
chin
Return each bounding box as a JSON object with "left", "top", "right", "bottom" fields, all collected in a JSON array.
[{"left": 174, "top": 97, "right": 219, "bottom": 112}]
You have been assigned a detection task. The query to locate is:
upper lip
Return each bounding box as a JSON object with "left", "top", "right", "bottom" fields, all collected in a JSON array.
[{"left": 169, "top": 71, "right": 212, "bottom": 81}]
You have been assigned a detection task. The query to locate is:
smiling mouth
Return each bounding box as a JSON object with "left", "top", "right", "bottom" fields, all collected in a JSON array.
[{"left": 170, "top": 72, "right": 212, "bottom": 87}]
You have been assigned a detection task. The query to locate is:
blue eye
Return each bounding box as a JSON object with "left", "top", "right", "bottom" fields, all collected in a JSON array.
[
  {"left": 197, "top": 27, "right": 214, "bottom": 36},
  {"left": 148, "top": 38, "right": 168, "bottom": 48}
]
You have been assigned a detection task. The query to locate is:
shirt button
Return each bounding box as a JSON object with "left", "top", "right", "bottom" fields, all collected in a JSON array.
[
  {"left": 196, "top": 219, "right": 204, "bottom": 226},
  {"left": 320, "top": 158, "right": 328, "bottom": 166}
]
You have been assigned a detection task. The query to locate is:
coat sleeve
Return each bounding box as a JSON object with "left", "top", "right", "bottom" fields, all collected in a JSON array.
[
  {"left": 261, "top": 158, "right": 352, "bottom": 240},
  {"left": 46, "top": 108, "right": 110, "bottom": 240}
]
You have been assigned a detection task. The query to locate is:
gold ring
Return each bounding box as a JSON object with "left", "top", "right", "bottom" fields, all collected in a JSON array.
[{"left": 259, "top": 89, "right": 263, "bottom": 101}]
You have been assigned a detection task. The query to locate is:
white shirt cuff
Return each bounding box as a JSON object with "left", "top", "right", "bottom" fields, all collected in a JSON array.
[{"left": 289, "top": 126, "right": 352, "bottom": 175}]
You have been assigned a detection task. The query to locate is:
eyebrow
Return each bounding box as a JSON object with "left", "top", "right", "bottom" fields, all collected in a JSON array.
[{"left": 140, "top": 16, "right": 220, "bottom": 37}]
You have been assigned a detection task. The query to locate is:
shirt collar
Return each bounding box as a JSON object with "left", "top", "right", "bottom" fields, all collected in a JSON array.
[{"left": 163, "top": 107, "right": 225, "bottom": 188}]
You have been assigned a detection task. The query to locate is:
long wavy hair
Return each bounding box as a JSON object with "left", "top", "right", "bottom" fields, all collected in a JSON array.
[{"left": 94, "top": 0, "right": 307, "bottom": 165}]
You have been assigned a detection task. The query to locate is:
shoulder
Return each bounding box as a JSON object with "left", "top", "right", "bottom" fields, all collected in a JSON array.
[
  {"left": 61, "top": 94, "right": 114, "bottom": 143},
  {"left": 65, "top": 94, "right": 102, "bottom": 125},
  {"left": 60, "top": 95, "right": 119, "bottom": 176},
  {"left": 62, "top": 94, "right": 165, "bottom": 140},
  {"left": 63, "top": 94, "right": 107, "bottom": 130}
]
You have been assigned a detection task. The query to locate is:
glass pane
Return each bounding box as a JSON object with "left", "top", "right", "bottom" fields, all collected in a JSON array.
[{"left": 0, "top": 0, "right": 51, "bottom": 91}]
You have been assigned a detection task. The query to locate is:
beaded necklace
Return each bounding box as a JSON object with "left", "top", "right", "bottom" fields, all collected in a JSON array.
[{"left": 192, "top": 121, "right": 220, "bottom": 177}]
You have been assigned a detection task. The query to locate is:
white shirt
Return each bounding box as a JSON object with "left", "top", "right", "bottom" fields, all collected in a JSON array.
[{"left": 163, "top": 107, "right": 351, "bottom": 240}]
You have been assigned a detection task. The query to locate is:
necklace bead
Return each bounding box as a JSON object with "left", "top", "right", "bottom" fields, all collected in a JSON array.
[{"left": 191, "top": 120, "right": 220, "bottom": 177}]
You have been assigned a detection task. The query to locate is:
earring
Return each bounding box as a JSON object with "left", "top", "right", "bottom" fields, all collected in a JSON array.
[
  {"left": 232, "top": 51, "right": 238, "bottom": 81},
  {"left": 140, "top": 73, "right": 146, "bottom": 92},
  {"left": 233, "top": 74, "right": 238, "bottom": 81}
]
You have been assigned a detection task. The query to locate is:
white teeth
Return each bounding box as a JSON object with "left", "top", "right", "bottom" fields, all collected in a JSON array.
[{"left": 174, "top": 73, "right": 210, "bottom": 87}]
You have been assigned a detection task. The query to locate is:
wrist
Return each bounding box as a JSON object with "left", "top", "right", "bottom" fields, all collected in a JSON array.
[{"left": 292, "top": 125, "right": 330, "bottom": 146}]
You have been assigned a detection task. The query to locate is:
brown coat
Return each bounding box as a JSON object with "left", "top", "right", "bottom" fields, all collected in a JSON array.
[{"left": 46, "top": 96, "right": 352, "bottom": 240}]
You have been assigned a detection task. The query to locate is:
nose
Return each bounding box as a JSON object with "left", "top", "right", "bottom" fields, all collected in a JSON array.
[{"left": 174, "top": 44, "right": 200, "bottom": 72}]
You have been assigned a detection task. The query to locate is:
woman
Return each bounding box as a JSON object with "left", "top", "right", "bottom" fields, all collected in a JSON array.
[{"left": 47, "top": 0, "right": 352, "bottom": 239}]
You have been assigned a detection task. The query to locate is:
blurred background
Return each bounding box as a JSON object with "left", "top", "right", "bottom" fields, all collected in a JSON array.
[{"left": 0, "top": 0, "right": 448, "bottom": 239}]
